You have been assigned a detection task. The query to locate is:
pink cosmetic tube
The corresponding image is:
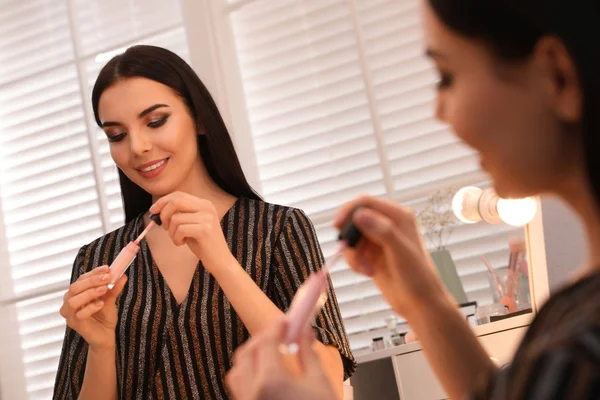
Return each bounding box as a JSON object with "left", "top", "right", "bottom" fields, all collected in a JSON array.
[
  {"left": 107, "top": 241, "right": 140, "bottom": 289},
  {"left": 282, "top": 220, "right": 357, "bottom": 351},
  {"left": 284, "top": 269, "right": 329, "bottom": 349},
  {"left": 283, "top": 210, "right": 363, "bottom": 351}
]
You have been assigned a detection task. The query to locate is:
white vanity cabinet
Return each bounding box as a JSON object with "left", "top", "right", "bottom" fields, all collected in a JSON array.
[{"left": 350, "top": 316, "right": 530, "bottom": 400}]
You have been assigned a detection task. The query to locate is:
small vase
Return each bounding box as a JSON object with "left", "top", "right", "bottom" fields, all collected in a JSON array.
[{"left": 430, "top": 248, "right": 468, "bottom": 305}]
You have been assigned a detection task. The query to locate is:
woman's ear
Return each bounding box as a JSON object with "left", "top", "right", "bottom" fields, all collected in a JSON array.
[{"left": 534, "top": 36, "right": 582, "bottom": 123}]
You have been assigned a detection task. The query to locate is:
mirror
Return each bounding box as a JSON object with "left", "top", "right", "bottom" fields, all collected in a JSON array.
[
  {"left": 0, "top": 1, "right": 551, "bottom": 399},
  {"left": 213, "top": 0, "right": 540, "bottom": 353}
]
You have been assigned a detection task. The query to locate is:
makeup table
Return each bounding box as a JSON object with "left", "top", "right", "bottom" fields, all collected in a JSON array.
[{"left": 349, "top": 313, "right": 532, "bottom": 400}]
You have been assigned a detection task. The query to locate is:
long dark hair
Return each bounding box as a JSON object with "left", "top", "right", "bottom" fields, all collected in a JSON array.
[
  {"left": 428, "top": 0, "right": 600, "bottom": 207},
  {"left": 91, "top": 45, "right": 261, "bottom": 223}
]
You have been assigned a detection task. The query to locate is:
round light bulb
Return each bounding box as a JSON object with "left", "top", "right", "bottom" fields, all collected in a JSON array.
[
  {"left": 452, "top": 186, "right": 482, "bottom": 224},
  {"left": 496, "top": 197, "right": 537, "bottom": 226}
]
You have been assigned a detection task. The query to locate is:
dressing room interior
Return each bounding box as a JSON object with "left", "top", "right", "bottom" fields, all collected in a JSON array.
[{"left": 0, "top": 1, "right": 593, "bottom": 399}]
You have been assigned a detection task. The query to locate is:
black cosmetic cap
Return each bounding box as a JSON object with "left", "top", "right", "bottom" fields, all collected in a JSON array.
[
  {"left": 149, "top": 213, "right": 162, "bottom": 226},
  {"left": 338, "top": 208, "right": 363, "bottom": 248}
]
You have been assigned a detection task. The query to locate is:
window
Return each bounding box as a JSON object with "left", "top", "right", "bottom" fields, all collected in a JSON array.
[
  {"left": 193, "top": 0, "right": 523, "bottom": 351},
  {"left": 0, "top": 1, "right": 189, "bottom": 398},
  {"left": 0, "top": 0, "right": 528, "bottom": 398}
]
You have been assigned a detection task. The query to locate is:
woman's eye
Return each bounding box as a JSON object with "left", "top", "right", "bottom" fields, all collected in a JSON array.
[
  {"left": 148, "top": 115, "right": 169, "bottom": 128},
  {"left": 436, "top": 73, "right": 454, "bottom": 90},
  {"left": 108, "top": 133, "right": 126, "bottom": 143}
]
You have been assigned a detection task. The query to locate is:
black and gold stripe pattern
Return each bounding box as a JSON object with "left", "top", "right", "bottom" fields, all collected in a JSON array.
[{"left": 53, "top": 197, "right": 356, "bottom": 399}]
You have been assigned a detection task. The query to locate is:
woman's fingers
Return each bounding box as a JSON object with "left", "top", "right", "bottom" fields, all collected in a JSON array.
[
  {"left": 67, "top": 285, "right": 108, "bottom": 312},
  {"left": 256, "top": 317, "right": 288, "bottom": 371},
  {"left": 157, "top": 200, "right": 179, "bottom": 231},
  {"left": 233, "top": 337, "right": 257, "bottom": 367},
  {"left": 298, "top": 328, "right": 320, "bottom": 374},
  {"left": 168, "top": 213, "right": 202, "bottom": 240},
  {"left": 333, "top": 195, "right": 413, "bottom": 230},
  {"left": 68, "top": 270, "right": 110, "bottom": 297},
  {"left": 339, "top": 207, "right": 401, "bottom": 278},
  {"left": 235, "top": 341, "right": 257, "bottom": 378},
  {"left": 150, "top": 192, "right": 213, "bottom": 231},
  {"left": 76, "top": 265, "right": 109, "bottom": 283},
  {"left": 228, "top": 340, "right": 259, "bottom": 400},
  {"left": 75, "top": 299, "right": 105, "bottom": 320},
  {"left": 171, "top": 224, "right": 194, "bottom": 246},
  {"left": 342, "top": 246, "right": 374, "bottom": 277},
  {"left": 61, "top": 267, "right": 110, "bottom": 318},
  {"left": 172, "top": 223, "right": 211, "bottom": 246},
  {"left": 352, "top": 207, "right": 399, "bottom": 247},
  {"left": 105, "top": 274, "right": 128, "bottom": 303}
]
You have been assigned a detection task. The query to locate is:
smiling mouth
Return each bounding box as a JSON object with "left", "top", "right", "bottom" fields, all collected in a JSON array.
[{"left": 138, "top": 158, "right": 168, "bottom": 172}]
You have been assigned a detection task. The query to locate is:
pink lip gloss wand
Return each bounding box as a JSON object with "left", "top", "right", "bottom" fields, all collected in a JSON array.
[
  {"left": 282, "top": 209, "right": 363, "bottom": 352},
  {"left": 107, "top": 213, "right": 162, "bottom": 289}
]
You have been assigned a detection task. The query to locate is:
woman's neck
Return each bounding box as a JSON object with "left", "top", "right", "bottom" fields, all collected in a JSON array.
[{"left": 151, "top": 161, "right": 238, "bottom": 218}]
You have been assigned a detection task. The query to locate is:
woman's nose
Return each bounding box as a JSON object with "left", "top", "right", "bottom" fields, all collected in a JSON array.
[{"left": 128, "top": 130, "right": 152, "bottom": 155}]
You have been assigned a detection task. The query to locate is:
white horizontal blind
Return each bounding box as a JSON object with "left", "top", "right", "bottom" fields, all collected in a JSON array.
[
  {"left": 229, "top": 0, "right": 387, "bottom": 218},
  {"left": 0, "top": 0, "right": 190, "bottom": 398},
  {"left": 0, "top": 2, "right": 104, "bottom": 398},
  {"left": 71, "top": 0, "right": 186, "bottom": 59},
  {"left": 226, "top": 0, "right": 522, "bottom": 352}
]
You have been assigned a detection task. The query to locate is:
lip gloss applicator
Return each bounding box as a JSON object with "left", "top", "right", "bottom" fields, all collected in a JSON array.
[
  {"left": 283, "top": 210, "right": 363, "bottom": 352},
  {"left": 107, "top": 213, "right": 163, "bottom": 289}
]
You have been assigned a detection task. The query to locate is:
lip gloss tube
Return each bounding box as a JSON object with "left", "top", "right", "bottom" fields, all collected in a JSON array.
[
  {"left": 282, "top": 209, "right": 363, "bottom": 351},
  {"left": 284, "top": 268, "right": 330, "bottom": 349},
  {"left": 107, "top": 241, "right": 140, "bottom": 289},
  {"left": 106, "top": 213, "right": 161, "bottom": 289}
]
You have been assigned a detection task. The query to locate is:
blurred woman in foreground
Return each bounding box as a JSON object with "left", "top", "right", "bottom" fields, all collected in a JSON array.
[{"left": 227, "top": 0, "right": 600, "bottom": 399}]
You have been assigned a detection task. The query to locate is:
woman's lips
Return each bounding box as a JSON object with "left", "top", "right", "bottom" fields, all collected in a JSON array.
[{"left": 137, "top": 158, "right": 169, "bottom": 179}]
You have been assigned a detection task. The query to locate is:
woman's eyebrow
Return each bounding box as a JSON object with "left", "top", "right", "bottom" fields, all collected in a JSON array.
[{"left": 101, "top": 103, "right": 170, "bottom": 128}]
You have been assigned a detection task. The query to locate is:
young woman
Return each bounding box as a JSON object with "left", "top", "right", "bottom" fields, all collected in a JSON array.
[
  {"left": 53, "top": 45, "right": 356, "bottom": 400},
  {"left": 227, "top": 1, "right": 600, "bottom": 399}
]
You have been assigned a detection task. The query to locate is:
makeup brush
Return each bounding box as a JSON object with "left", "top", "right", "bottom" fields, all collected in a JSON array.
[{"left": 481, "top": 255, "right": 505, "bottom": 298}]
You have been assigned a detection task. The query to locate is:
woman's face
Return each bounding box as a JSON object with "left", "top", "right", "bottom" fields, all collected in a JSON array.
[
  {"left": 98, "top": 77, "right": 202, "bottom": 197},
  {"left": 421, "top": 2, "right": 582, "bottom": 199}
]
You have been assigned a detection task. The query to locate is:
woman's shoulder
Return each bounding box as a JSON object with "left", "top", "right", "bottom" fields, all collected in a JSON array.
[
  {"left": 487, "top": 273, "right": 600, "bottom": 399},
  {"left": 523, "top": 271, "right": 600, "bottom": 350},
  {"left": 241, "top": 197, "right": 315, "bottom": 229},
  {"left": 540, "top": 270, "right": 600, "bottom": 316}
]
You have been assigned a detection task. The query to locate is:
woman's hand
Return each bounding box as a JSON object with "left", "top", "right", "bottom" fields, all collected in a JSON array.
[
  {"left": 149, "top": 192, "right": 233, "bottom": 272},
  {"left": 60, "top": 266, "right": 128, "bottom": 350},
  {"left": 335, "top": 196, "right": 496, "bottom": 400},
  {"left": 334, "top": 196, "right": 449, "bottom": 318},
  {"left": 226, "top": 318, "right": 339, "bottom": 400}
]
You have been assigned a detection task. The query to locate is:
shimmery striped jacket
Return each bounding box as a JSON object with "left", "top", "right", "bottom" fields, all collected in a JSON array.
[
  {"left": 473, "top": 272, "right": 600, "bottom": 400},
  {"left": 53, "top": 197, "right": 356, "bottom": 399}
]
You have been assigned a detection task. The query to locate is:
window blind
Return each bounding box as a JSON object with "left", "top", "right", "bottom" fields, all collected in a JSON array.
[
  {"left": 229, "top": 0, "right": 387, "bottom": 216},
  {"left": 225, "top": 0, "right": 522, "bottom": 352},
  {"left": 0, "top": 0, "right": 189, "bottom": 398}
]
